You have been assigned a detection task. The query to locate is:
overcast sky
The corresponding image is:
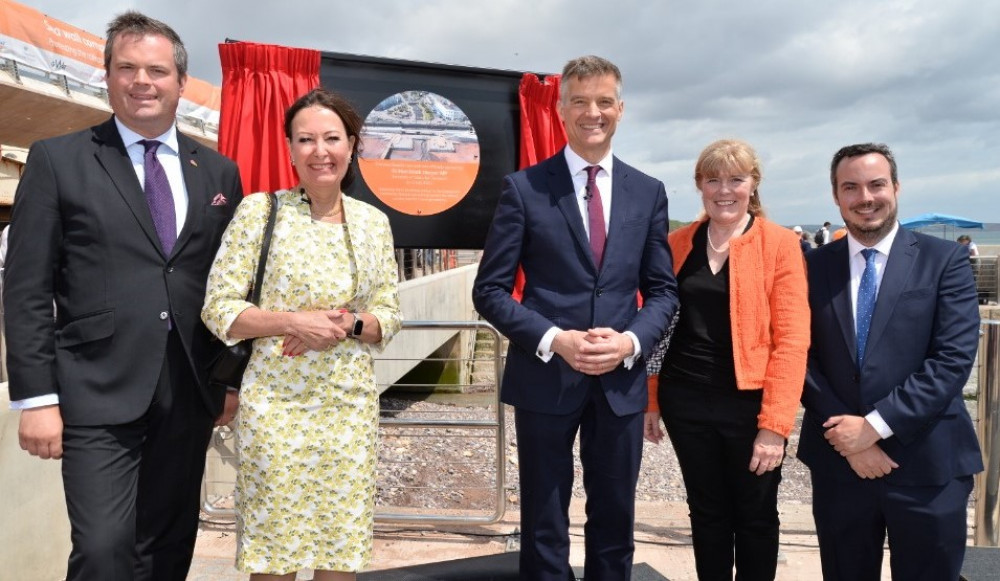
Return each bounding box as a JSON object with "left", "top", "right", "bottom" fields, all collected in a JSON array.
[{"left": 23, "top": 0, "right": 1000, "bottom": 226}]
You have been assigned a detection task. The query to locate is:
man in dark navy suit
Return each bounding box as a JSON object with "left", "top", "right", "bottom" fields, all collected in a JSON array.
[
  {"left": 4, "top": 11, "right": 242, "bottom": 580},
  {"left": 473, "top": 55, "right": 678, "bottom": 580},
  {"left": 800, "top": 143, "right": 983, "bottom": 580}
]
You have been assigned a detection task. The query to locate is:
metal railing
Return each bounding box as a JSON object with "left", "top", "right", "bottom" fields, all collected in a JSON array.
[
  {"left": 975, "top": 319, "right": 1000, "bottom": 546},
  {"left": 376, "top": 321, "right": 506, "bottom": 525},
  {"left": 972, "top": 256, "right": 999, "bottom": 305},
  {"left": 396, "top": 249, "right": 480, "bottom": 281},
  {"left": 201, "top": 320, "right": 508, "bottom": 526}
]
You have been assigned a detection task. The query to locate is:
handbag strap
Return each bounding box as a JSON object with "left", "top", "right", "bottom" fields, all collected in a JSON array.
[{"left": 247, "top": 192, "right": 277, "bottom": 305}]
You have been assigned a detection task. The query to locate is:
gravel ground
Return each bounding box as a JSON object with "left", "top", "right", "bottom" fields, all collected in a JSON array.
[{"left": 376, "top": 395, "right": 814, "bottom": 513}]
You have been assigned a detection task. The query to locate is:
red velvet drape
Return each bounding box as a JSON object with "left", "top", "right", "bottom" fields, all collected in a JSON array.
[
  {"left": 218, "top": 41, "right": 321, "bottom": 195},
  {"left": 514, "top": 74, "right": 567, "bottom": 301}
]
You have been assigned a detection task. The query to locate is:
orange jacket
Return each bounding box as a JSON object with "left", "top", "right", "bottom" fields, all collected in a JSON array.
[{"left": 648, "top": 216, "right": 810, "bottom": 437}]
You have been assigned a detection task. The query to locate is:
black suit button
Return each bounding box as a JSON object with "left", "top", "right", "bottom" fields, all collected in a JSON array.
[
  {"left": 166, "top": 267, "right": 175, "bottom": 273},
  {"left": 596, "top": 288, "right": 604, "bottom": 297},
  {"left": 852, "top": 373, "right": 860, "bottom": 383}
]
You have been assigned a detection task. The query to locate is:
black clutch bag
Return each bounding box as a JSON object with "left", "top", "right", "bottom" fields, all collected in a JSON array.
[{"left": 208, "top": 193, "right": 277, "bottom": 391}]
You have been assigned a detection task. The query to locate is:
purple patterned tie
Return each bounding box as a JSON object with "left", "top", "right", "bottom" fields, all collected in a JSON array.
[
  {"left": 140, "top": 140, "right": 177, "bottom": 255},
  {"left": 586, "top": 165, "right": 607, "bottom": 269}
]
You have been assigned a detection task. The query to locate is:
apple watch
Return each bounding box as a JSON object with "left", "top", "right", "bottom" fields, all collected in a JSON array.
[{"left": 348, "top": 312, "right": 364, "bottom": 337}]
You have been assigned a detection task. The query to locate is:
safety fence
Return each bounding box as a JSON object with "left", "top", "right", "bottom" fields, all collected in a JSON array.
[
  {"left": 396, "top": 249, "right": 480, "bottom": 281},
  {"left": 976, "top": 319, "right": 1000, "bottom": 546},
  {"left": 973, "top": 256, "right": 999, "bottom": 305}
]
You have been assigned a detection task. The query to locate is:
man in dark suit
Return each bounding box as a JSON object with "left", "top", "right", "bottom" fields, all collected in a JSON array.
[
  {"left": 472, "top": 55, "right": 678, "bottom": 580},
  {"left": 4, "top": 12, "right": 242, "bottom": 580},
  {"left": 799, "top": 143, "right": 983, "bottom": 580}
]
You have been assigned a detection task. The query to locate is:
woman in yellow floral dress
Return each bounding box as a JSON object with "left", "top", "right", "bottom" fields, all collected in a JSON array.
[{"left": 202, "top": 88, "right": 402, "bottom": 581}]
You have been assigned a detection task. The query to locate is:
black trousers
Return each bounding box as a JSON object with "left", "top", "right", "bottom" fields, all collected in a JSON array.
[
  {"left": 61, "top": 330, "right": 216, "bottom": 581},
  {"left": 660, "top": 381, "right": 782, "bottom": 581}
]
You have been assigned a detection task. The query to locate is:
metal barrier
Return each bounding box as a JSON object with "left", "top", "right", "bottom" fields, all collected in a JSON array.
[
  {"left": 396, "top": 249, "right": 480, "bottom": 281},
  {"left": 972, "top": 257, "right": 999, "bottom": 305},
  {"left": 201, "top": 320, "right": 508, "bottom": 526},
  {"left": 976, "top": 319, "right": 1000, "bottom": 546}
]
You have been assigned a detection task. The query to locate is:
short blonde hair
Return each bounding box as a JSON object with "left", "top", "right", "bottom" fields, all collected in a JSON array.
[{"left": 694, "top": 139, "right": 765, "bottom": 217}]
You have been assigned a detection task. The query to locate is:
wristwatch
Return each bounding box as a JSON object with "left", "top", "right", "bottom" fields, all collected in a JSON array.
[{"left": 348, "top": 312, "right": 364, "bottom": 337}]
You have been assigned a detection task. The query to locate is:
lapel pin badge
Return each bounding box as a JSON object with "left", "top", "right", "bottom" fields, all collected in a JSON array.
[{"left": 189, "top": 159, "right": 198, "bottom": 167}]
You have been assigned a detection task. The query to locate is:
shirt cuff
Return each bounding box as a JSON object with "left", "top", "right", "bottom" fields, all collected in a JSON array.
[
  {"left": 622, "top": 331, "right": 641, "bottom": 369},
  {"left": 536, "top": 326, "right": 561, "bottom": 362},
  {"left": 864, "top": 411, "right": 894, "bottom": 439},
  {"left": 9, "top": 394, "right": 60, "bottom": 410}
]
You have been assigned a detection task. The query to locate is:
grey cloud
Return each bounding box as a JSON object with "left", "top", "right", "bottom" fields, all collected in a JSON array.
[{"left": 20, "top": 0, "right": 1000, "bottom": 224}]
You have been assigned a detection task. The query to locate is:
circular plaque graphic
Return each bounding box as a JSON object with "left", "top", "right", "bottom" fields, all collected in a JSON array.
[{"left": 359, "top": 91, "right": 480, "bottom": 216}]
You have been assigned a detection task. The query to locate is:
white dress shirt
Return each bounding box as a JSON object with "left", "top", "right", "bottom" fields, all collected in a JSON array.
[
  {"left": 846, "top": 222, "right": 899, "bottom": 439},
  {"left": 535, "top": 147, "right": 641, "bottom": 368},
  {"left": 117, "top": 119, "right": 190, "bottom": 236}
]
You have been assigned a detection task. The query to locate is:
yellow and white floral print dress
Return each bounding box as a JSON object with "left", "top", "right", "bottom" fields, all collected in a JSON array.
[{"left": 202, "top": 189, "right": 402, "bottom": 575}]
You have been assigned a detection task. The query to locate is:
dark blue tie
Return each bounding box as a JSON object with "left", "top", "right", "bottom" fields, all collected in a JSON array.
[
  {"left": 139, "top": 140, "right": 177, "bottom": 255},
  {"left": 856, "top": 248, "right": 878, "bottom": 367}
]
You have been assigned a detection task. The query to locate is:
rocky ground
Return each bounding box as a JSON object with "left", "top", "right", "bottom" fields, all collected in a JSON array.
[
  {"left": 376, "top": 394, "right": 815, "bottom": 516},
  {"left": 376, "top": 319, "right": 988, "bottom": 516}
]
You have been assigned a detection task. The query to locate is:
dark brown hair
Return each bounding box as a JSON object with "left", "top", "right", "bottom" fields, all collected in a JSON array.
[
  {"left": 284, "top": 88, "right": 365, "bottom": 189},
  {"left": 104, "top": 11, "right": 187, "bottom": 78},
  {"left": 830, "top": 143, "right": 898, "bottom": 190}
]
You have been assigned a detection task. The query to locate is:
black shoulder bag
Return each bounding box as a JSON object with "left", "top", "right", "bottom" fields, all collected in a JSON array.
[{"left": 208, "top": 192, "right": 278, "bottom": 391}]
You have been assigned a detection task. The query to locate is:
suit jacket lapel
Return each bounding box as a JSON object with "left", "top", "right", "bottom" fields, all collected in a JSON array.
[
  {"left": 172, "top": 133, "right": 207, "bottom": 258},
  {"left": 549, "top": 154, "right": 595, "bottom": 273},
  {"left": 825, "top": 241, "right": 857, "bottom": 364},
  {"left": 864, "top": 228, "right": 918, "bottom": 362},
  {"left": 602, "top": 157, "right": 630, "bottom": 278},
  {"left": 92, "top": 119, "right": 164, "bottom": 256}
]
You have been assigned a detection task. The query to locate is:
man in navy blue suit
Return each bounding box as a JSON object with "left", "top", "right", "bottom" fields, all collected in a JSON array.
[
  {"left": 800, "top": 143, "right": 983, "bottom": 580},
  {"left": 472, "top": 55, "right": 678, "bottom": 580}
]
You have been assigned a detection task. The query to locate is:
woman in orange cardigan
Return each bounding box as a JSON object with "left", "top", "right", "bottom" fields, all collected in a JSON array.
[{"left": 644, "top": 139, "right": 809, "bottom": 580}]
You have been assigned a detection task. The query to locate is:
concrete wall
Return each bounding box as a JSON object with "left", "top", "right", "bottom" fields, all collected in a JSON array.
[
  {"left": 0, "top": 385, "right": 71, "bottom": 580},
  {"left": 374, "top": 264, "right": 479, "bottom": 389}
]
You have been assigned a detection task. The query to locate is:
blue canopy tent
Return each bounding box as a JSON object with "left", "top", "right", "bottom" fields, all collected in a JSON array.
[{"left": 899, "top": 213, "right": 983, "bottom": 241}]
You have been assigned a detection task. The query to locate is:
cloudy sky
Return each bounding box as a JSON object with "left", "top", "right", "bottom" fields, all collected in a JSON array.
[{"left": 23, "top": 0, "right": 1000, "bottom": 226}]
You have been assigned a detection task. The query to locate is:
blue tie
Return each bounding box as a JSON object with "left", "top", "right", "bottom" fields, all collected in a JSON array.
[{"left": 856, "top": 248, "right": 878, "bottom": 367}]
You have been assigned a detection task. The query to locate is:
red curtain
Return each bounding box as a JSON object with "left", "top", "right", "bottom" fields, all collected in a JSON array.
[
  {"left": 519, "top": 73, "right": 567, "bottom": 170},
  {"left": 218, "top": 41, "right": 321, "bottom": 195},
  {"left": 514, "top": 74, "right": 567, "bottom": 301}
]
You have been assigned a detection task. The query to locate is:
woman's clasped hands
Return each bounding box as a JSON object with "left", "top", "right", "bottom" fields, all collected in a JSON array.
[{"left": 281, "top": 309, "right": 353, "bottom": 356}]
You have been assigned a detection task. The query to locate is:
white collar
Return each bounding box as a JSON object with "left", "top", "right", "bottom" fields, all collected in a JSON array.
[
  {"left": 564, "top": 146, "right": 613, "bottom": 178},
  {"left": 847, "top": 221, "right": 899, "bottom": 258},
  {"left": 114, "top": 118, "right": 180, "bottom": 154}
]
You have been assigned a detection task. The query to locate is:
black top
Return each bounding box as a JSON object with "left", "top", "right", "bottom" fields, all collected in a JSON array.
[{"left": 660, "top": 218, "right": 754, "bottom": 390}]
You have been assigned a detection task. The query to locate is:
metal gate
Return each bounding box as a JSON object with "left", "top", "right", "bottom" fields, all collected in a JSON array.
[{"left": 201, "top": 321, "right": 508, "bottom": 526}]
